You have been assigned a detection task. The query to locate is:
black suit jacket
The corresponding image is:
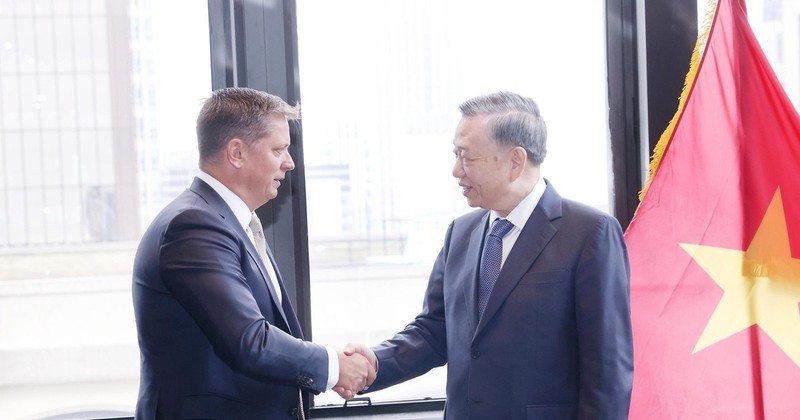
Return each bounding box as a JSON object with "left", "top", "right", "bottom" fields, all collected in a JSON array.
[
  {"left": 132, "top": 177, "right": 327, "bottom": 419},
  {"left": 368, "top": 181, "right": 633, "bottom": 420}
]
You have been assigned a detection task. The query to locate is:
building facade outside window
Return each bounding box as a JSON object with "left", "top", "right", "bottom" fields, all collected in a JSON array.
[{"left": 0, "top": 0, "right": 209, "bottom": 417}]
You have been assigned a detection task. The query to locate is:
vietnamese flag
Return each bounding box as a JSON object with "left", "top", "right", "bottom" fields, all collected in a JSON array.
[{"left": 624, "top": 0, "right": 800, "bottom": 418}]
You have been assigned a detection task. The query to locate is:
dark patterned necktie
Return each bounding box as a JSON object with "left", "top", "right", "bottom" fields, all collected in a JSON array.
[{"left": 478, "top": 218, "right": 514, "bottom": 318}]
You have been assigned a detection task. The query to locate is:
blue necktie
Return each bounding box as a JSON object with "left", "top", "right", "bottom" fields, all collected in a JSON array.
[{"left": 478, "top": 218, "right": 515, "bottom": 318}]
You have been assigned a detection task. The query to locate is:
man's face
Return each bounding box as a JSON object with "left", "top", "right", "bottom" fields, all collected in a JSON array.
[
  {"left": 242, "top": 114, "right": 295, "bottom": 207},
  {"left": 452, "top": 115, "right": 513, "bottom": 211}
]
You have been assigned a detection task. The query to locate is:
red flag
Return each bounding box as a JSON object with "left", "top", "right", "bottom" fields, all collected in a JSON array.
[{"left": 625, "top": 0, "right": 800, "bottom": 418}]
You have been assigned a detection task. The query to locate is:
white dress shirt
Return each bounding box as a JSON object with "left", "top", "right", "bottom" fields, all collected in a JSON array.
[{"left": 487, "top": 176, "right": 547, "bottom": 266}]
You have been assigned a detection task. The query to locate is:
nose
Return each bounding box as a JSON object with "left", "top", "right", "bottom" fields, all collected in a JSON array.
[
  {"left": 283, "top": 151, "right": 295, "bottom": 171},
  {"left": 452, "top": 158, "right": 464, "bottom": 178}
]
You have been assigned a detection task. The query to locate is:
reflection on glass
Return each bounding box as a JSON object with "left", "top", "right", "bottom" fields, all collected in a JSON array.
[{"left": 0, "top": 0, "right": 209, "bottom": 417}]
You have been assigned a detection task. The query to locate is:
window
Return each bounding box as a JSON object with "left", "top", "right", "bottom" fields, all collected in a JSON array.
[
  {"left": 0, "top": 0, "right": 209, "bottom": 417},
  {"left": 296, "top": 0, "right": 610, "bottom": 406}
]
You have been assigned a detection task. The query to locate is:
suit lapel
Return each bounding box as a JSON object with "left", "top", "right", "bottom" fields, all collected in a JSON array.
[
  {"left": 190, "top": 177, "right": 294, "bottom": 334},
  {"left": 265, "top": 244, "right": 303, "bottom": 338},
  {"left": 474, "top": 184, "right": 562, "bottom": 339},
  {"left": 246, "top": 238, "right": 294, "bottom": 333}
]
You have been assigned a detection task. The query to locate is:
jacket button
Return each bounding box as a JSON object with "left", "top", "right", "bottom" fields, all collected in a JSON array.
[{"left": 471, "top": 350, "right": 481, "bottom": 359}]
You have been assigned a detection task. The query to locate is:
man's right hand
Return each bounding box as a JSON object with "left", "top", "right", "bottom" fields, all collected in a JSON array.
[
  {"left": 334, "top": 347, "right": 376, "bottom": 400},
  {"left": 342, "top": 342, "right": 377, "bottom": 373}
]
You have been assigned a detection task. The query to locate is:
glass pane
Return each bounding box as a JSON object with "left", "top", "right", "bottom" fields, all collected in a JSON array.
[
  {"left": 297, "top": 0, "right": 609, "bottom": 406},
  {"left": 53, "top": 17, "right": 76, "bottom": 73},
  {"left": 34, "top": 16, "right": 56, "bottom": 72},
  {"left": 37, "top": 74, "right": 59, "bottom": 130},
  {"left": 0, "top": 0, "right": 210, "bottom": 417},
  {"left": 22, "top": 131, "right": 43, "bottom": 188},
  {"left": 43, "top": 187, "right": 66, "bottom": 243},
  {"left": 0, "top": 16, "right": 17, "bottom": 74}
]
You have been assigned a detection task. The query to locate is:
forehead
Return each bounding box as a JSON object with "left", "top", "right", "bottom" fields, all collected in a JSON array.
[
  {"left": 453, "top": 115, "right": 493, "bottom": 151},
  {"left": 261, "top": 114, "right": 291, "bottom": 145}
]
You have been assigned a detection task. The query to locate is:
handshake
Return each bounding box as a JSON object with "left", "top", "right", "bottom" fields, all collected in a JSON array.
[{"left": 332, "top": 343, "right": 376, "bottom": 400}]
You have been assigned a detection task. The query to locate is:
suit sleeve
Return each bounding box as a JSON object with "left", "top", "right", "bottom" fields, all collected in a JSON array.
[
  {"left": 575, "top": 214, "right": 634, "bottom": 419},
  {"left": 160, "top": 208, "right": 329, "bottom": 393},
  {"left": 367, "top": 224, "right": 451, "bottom": 392}
]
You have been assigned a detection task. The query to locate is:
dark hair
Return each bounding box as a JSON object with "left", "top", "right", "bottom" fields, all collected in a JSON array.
[
  {"left": 196, "top": 87, "right": 300, "bottom": 161},
  {"left": 459, "top": 91, "right": 547, "bottom": 165}
]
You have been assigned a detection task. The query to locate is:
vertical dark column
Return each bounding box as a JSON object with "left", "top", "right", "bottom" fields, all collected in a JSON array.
[
  {"left": 644, "top": 0, "right": 698, "bottom": 152},
  {"left": 606, "top": 0, "right": 641, "bottom": 229},
  {"left": 606, "top": 0, "right": 697, "bottom": 228},
  {"left": 207, "top": 0, "right": 312, "bottom": 337}
]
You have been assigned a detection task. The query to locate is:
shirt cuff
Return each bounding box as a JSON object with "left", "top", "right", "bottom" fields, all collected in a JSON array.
[{"left": 325, "top": 346, "right": 339, "bottom": 390}]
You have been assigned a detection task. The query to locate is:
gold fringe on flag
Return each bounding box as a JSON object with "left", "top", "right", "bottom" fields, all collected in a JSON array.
[{"left": 639, "top": 0, "right": 720, "bottom": 200}]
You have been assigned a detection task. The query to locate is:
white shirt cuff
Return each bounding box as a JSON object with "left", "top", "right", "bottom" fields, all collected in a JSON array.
[{"left": 325, "top": 346, "right": 339, "bottom": 390}]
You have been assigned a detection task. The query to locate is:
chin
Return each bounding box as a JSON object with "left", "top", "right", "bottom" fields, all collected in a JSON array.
[{"left": 465, "top": 198, "right": 480, "bottom": 208}]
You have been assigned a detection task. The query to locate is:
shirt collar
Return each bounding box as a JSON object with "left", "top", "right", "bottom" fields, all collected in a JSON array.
[
  {"left": 197, "top": 170, "right": 253, "bottom": 231},
  {"left": 489, "top": 176, "right": 546, "bottom": 230}
]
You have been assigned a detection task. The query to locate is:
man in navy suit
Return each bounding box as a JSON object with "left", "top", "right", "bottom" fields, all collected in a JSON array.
[
  {"left": 345, "top": 92, "right": 633, "bottom": 419},
  {"left": 132, "top": 87, "right": 374, "bottom": 419}
]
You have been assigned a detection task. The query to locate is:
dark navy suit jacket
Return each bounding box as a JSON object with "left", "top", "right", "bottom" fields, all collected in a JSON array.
[
  {"left": 132, "top": 177, "right": 327, "bottom": 419},
  {"left": 368, "top": 181, "right": 633, "bottom": 420}
]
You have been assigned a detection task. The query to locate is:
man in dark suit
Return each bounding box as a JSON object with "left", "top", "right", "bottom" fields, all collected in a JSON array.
[
  {"left": 132, "top": 87, "right": 373, "bottom": 419},
  {"left": 344, "top": 91, "right": 633, "bottom": 419}
]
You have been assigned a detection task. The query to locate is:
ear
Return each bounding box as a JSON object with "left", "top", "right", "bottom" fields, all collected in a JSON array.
[
  {"left": 509, "top": 146, "right": 527, "bottom": 180},
  {"left": 226, "top": 138, "right": 246, "bottom": 168}
]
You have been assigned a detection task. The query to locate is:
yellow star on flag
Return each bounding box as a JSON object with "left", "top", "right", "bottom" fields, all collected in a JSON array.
[{"left": 680, "top": 188, "right": 800, "bottom": 367}]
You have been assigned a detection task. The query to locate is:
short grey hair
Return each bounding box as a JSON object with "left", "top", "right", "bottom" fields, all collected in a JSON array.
[{"left": 459, "top": 91, "right": 547, "bottom": 165}]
